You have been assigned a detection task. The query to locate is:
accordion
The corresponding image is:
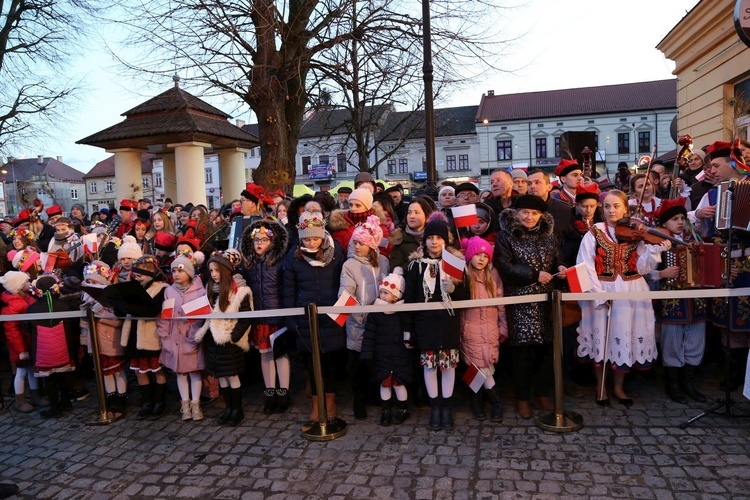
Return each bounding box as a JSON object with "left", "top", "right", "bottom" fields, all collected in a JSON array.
[{"left": 715, "top": 180, "right": 750, "bottom": 233}]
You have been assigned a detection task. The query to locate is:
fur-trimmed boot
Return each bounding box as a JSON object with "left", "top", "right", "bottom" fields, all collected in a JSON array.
[
  {"left": 275, "top": 388, "right": 291, "bottom": 414},
  {"left": 390, "top": 400, "right": 410, "bottom": 425},
  {"left": 262, "top": 388, "right": 276, "bottom": 414}
]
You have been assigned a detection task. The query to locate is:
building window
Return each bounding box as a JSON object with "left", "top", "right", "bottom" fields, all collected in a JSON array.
[
  {"left": 302, "top": 156, "right": 311, "bottom": 175},
  {"left": 89, "top": 182, "right": 97, "bottom": 194},
  {"left": 319, "top": 154, "right": 329, "bottom": 165},
  {"left": 142, "top": 177, "right": 150, "bottom": 189},
  {"left": 536, "top": 138, "right": 547, "bottom": 158},
  {"left": 446, "top": 155, "right": 457, "bottom": 171},
  {"left": 497, "top": 140, "right": 512, "bottom": 161},
  {"left": 155, "top": 173, "right": 162, "bottom": 188},
  {"left": 638, "top": 131, "right": 650, "bottom": 153},
  {"left": 105, "top": 180, "right": 113, "bottom": 192},
  {"left": 554, "top": 137, "right": 561, "bottom": 157},
  {"left": 458, "top": 154, "right": 469, "bottom": 171},
  {"left": 250, "top": 148, "right": 255, "bottom": 158},
  {"left": 618, "top": 133, "right": 630, "bottom": 154},
  {"left": 337, "top": 153, "right": 347, "bottom": 173},
  {"left": 387, "top": 159, "right": 397, "bottom": 174},
  {"left": 205, "top": 168, "right": 213, "bottom": 183},
  {"left": 71, "top": 189, "right": 78, "bottom": 200},
  {"left": 398, "top": 159, "right": 408, "bottom": 174}
]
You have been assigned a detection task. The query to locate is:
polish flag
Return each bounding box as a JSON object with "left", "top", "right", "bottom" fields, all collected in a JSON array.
[
  {"left": 462, "top": 362, "right": 487, "bottom": 393},
  {"left": 161, "top": 298, "right": 176, "bottom": 319},
  {"left": 327, "top": 290, "right": 358, "bottom": 327},
  {"left": 451, "top": 204, "right": 479, "bottom": 228},
  {"left": 695, "top": 170, "right": 705, "bottom": 182},
  {"left": 40, "top": 253, "right": 56, "bottom": 274},
  {"left": 566, "top": 263, "right": 593, "bottom": 293},
  {"left": 82, "top": 234, "right": 98, "bottom": 256},
  {"left": 441, "top": 247, "right": 465, "bottom": 280},
  {"left": 182, "top": 295, "right": 212, "bottom": 318}
]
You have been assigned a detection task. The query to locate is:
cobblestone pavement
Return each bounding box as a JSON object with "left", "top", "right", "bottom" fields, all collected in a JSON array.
[{"left": 1, "top": 364, "right": 749, "bottom": 499}]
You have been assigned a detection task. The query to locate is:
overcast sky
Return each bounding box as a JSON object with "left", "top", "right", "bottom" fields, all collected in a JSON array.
[{"left": 33, "top": 0, "right": 700, "bottom": 173}]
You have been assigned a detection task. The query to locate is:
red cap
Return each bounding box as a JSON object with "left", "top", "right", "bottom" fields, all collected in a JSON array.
[
  {"left": 45, "top": 205, "right": 63, "bottom": 217},
  {"left": 655, "top": 196, "right": 687, "bottom": 225},
  {"left": 12, "top": 209, "right": 31, "bottom": 228},
  {"left": 555, "top": 158, "right": 581, "bottom": 177},
  {"left": 575, "top": 182, "right": 600, "bottom": 203},
  {"left": 241, "top": 183, "right": 265, "bottom": 203},
  {"left": 153, "top": 232, "right": 177, "bottom": 251},
  {"left": 176, "top": 235, "right": 201, "bottom": 252},
  {"left": 705, "top": 141, "right": 732, "bottom": 156},
  {"left": 119, "top": 199, "right": 137, "bottom": 211}
]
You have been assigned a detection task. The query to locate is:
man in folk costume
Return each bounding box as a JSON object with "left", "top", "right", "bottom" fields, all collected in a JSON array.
[
  {"left": 552, "top": 158, "right": 583, "bottom": 207},
  {"left": 229, "top": 183, "right": 266, "bottom": 250},
  {"left": 115, "top": 199, "right": 137, "bottom": 239}
]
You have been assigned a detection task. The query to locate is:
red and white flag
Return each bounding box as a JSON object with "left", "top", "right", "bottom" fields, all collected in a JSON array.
[
  {"left": 695, "top": 170, "right": 705, "bottom": 182},
  {"left": 161, "top": 298, "right": 176, "bottom": 319},
  {"left": 462, "top": 362, "right": 487, "bottom": 393},
  {"left": 327, "top": 290, "right": 358, "bottom": 327},
  {"left": 451, "top": 204, "right": 479, "bottom": 228},
  {"left": 182, "top": 295, "right": 212, "bottom": 317},
  {"left": 82, "top": 234, "right": 98, "bottom": 256},
  {"left": 566, "top": 263, "right": 593, "bottom": 293},
  {"left": 441, "top": 246, "right": 465, "bottom": 280}
]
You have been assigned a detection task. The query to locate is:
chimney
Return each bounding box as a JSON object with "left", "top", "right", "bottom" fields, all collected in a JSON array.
[
  {"left": 488, "top": 90, "right": 495, "bottom": 97},
  {"left": 56, "top": 156, "right": 63, "bottom": 162},
  {"left": 235, "top": 119, "right": 246, "bottom": 128},
  {"left": 38, "top": 155, "right": 44, "bottom": 164}
]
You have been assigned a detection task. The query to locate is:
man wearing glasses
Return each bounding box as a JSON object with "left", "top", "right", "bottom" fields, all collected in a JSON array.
[
  {"left": 454, "top": 182, "right": 479, "bottom": 206},
  {"left": 229, "top": 183, "right": 266, "bottom": 249}
]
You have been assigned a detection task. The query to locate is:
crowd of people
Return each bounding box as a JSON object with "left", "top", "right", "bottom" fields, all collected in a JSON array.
[{"left": 1, "top": 139, "right": 749, "bottom": 430}]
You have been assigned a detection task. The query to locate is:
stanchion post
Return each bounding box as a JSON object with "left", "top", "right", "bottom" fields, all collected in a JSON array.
[
  {"left": 301, "top": 303, "right": 347, "bottom": 441},
  {"left": 85, "top": 308, "right": 117, "bottom": 425},
  {"left": 536, "top": 290, "right": 583, "bottom": 433}
]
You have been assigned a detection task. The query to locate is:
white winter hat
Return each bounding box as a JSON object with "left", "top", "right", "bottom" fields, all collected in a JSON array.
[
  {"left": 0, "top": 271, "right": 30, "bottom": 294},
  {"left": 118, "top": 235, "right": 143, "bottom": 261},
  {"left": 378, "top": 268, "right": 405, "bottom": 300}
]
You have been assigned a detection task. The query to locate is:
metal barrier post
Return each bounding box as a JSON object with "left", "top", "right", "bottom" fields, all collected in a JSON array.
[
  {"left": 536, "top": 290, "right": 583, "bottom": 432},
  {"left": 301, "top": 303, "right": 347, "bottom": 441},
  {"left": 85, "top": 308, "right": 118, "bottom": 425}
]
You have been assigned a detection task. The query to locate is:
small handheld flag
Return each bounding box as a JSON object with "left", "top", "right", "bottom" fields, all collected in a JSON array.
[
  {"left": 441, "top": 246, "right": 465, "bottom": 281},
  {"left": 451, "top": 204, "right": 479, "bottom": 228},
  {"left": 327, "top": 290, "right": 359, "bottom": 327},
  {"left": 566, "top": 263, "right": 593, "bottom": 293},
  {"left": 462, "top": 362, "right": 487, "bottom": 393}
]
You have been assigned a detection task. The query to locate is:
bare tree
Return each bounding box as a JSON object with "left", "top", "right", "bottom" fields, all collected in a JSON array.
[{"left": 0, "top": 0, "right": 94, "bottom": 155}]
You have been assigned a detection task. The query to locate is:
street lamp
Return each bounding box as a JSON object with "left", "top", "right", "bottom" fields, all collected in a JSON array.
[
  {"left": 483, "top": 119, "right": 490, "bottom": 172},
  {"left": 1, "top": 156, "right": 16, "bottom": 215}
]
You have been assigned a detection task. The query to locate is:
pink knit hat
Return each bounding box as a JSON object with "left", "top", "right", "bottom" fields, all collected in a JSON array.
[
  {"left": 351, "top": 215, "right": 383, "bottom": 251},
  {"left": 11, "top": 246, "right": 40, "bottom": 272},
  {"left": 465, "top": 236, "right": 492, "bottom": 263}
]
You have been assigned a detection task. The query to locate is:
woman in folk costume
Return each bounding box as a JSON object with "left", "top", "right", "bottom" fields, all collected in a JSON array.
[
  {"left": 576, "top": 190, "right": 670, "bottom": 407},
  {"left": 194, "top": 250, "right": 252, "bottom": 426},
  {"left": 240, "top": 218, "right": 292, "bottom": 414}
]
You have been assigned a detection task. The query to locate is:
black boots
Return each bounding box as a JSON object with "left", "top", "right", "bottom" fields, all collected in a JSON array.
[
  {"left": 262, "top": 388, "right": 276, "bottom": 414},
  {"left": 136, "top": 384, "right": 154, "bottom": 419},
  {"left": 149, "top": 383, "right": 168, "bottom": 420},
  {"left": 682, "top": 365, "right": 707, "bottom": 403},
  {"left": 428, "top": 397, "right": 441, "bottom": 430},
  {"left": 275, "top": 388, "right": 291, "bottom": 413},
  {"left": 486, "top": 386, "right": 504, "bottom": 421},
  {"left": 666, "top": 367, "right": 688, "bottom": 404},
  {"left": 391, "top": 400, "right": 410, "bottom": 425},
  {"left": 227, "top": 387, "right": 244, "bottom": 426},
  {"left": 440, "top": 397, "right": 453, "bottom": 430},
  {"left": 380, "top": 399, "right": 392, "bottom": 426},
  {"left": 217, "top": 387, "right": 232, "bottom": 425},
  {"left": 471, "top": 390, "right": 487, "bottom": 420},
  {"left": 353, "top": 392, "right": 367, "bottom": 420}
]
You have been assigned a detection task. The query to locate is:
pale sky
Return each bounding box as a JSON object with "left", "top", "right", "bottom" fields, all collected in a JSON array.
[{"left": 33, "top": 0, "right": 701, "bottom": 173}]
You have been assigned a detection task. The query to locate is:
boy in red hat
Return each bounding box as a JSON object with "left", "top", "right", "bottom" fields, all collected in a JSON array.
[{"left": 552, "top": 159, "right": 583, "bottom": 207}]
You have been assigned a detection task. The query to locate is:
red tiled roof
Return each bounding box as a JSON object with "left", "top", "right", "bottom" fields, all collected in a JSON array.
[
  {"left": 477, "top": 79, "right": 677, "bottom": 122},
  {"left": 83, "top": 153, "right": 155, "bottom": 179}
]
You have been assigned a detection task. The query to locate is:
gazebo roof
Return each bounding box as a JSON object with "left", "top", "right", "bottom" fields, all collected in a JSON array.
[{"left": 77, "top": 83, "right": 259, "bottom": 152}]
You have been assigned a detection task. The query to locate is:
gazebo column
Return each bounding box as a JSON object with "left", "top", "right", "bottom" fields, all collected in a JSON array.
[
  {"left": 169, "top": 141, "right": 210, "bottom": 206},
  {"left": 107, "top": 148, "right": 146, "bottom": 203},
  {"left": 161, "top": 153, "right": 177, "bottom": 202},
  {"left": 217, "top": 148, "right": 249, "bottom": 204}
]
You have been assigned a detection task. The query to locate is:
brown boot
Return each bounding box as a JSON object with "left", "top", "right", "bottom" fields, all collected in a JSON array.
[
  {"left": 15, "top": 393, "right": 34, "bottom": 413},
  {"left": 534, "top": 396, "right": 555, "bottom": 411},
  {"left": 30, "top": 389, "right": 48, "bottom": 408},
  {"left": 310, "top": 396, "right": 319, "bottom": 422},
  {"left": 515, "top": 399, "right": 532, "bottom": 419},
  {"left": 325, "top": 393, "right": 337, "bottom": 420}
]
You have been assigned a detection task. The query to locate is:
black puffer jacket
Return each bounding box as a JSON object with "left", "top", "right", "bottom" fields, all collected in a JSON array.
[
  {"left": 240, "top": 219, "right": 289, "bottom": 327},
  {"left": 196, "top": 289, "right": 253, "bottom": 378},
  {"left": 361, "top": 309, "right": 413, "bottom": 385},
  {"left": 281, "top": 235, "right": 346, "bottom": 353}
]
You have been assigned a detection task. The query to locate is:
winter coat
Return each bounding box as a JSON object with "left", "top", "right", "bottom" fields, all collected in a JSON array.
[
  {"left": 156, "top": 280, "right": 206, "bottom": 373},
  {"left": 361, "top": 305, "right": 413, "bottom": 385},
  {"left": 1, "top": 291, "right": 35, "bottom": 363},
  {"left": 460, "top": 267, "right": 507, "bottom": 368},
  {"left": 388, "top": 227, "right": 422, "bottom": 272},
  {"left": 493, "top": 209, "right": 558, "bottom": 346},
  {"left": 402, "top": 246, "right": 469, "bottom": 351},
  {"left": 120, "top": 280, "right": 168, "bottom": 355},
  {"left": 194, "top": 287, "right": 252, "bottom": 378},
  {"left": 80, "top": 292, "right": 124, "bottom": 357},
  {"left": 328, "top": 206, "right": 392, "bottom": 258},
  {"left": 25, "top": 294, "right": 79, "bottom": 375},
  {"left": 281, "top": 235, "right": 346, "bottom": 354},
  {"left": 339, "top": 250, "right": 389, "bottom": 352}
]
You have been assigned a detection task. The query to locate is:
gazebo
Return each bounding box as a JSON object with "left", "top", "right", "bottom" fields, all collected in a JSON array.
[{"left": 78, "top": 77, "right": 259, "bottom": 206}]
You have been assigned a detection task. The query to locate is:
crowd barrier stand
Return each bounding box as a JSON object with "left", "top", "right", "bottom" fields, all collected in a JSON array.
[{"left": 2, "top": 287, "right": 749, "bottom": 437}]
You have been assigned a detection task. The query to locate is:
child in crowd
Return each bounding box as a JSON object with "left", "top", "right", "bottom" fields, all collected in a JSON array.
[
  {"left": 339, "top": 214, "right": 389, "bottom": 419},
  {"left": 112, "top": 235, "right": 143, "bottom": 283},
  {"left": 461, "top": 236, "right": 507, "bottom": 421},
  {"left": 195, "top": 251, "right": 252, "bottom": 426},
  {"left": 361, "top": 268, "right": 412, "bottom": 426},
  {"left": 628, "top": 173, "right": 662, "bottom": 226},
  {"left": 157, "top": 255, "right": 207, "bottom": 421}
]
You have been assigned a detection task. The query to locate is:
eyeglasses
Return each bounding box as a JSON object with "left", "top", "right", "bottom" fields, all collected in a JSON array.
[
  {"left": 253, "top": 238, "right": 270, "bottom": 244},
  {"left": 456, "top": 193, "right": 478, "bottom": 200}
]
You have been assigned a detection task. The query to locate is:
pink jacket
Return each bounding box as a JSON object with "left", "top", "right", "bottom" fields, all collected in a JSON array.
[
  {"left": 460, "top": 268, "right": 507, "bottom": 369},
  {"left": 157, "top": 279, "right": 206, "bottom": 373},
  {"left": 1, "top": 291, "right": 35, "bottom": 363}
]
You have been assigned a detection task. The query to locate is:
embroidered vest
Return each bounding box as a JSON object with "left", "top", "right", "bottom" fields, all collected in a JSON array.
[{"left": 592, "top": 227, "right": 641, "bottom": 281}]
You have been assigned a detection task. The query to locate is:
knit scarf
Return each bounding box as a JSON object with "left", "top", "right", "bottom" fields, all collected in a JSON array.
[
  {"left": 173, "top": 281, "right": 190, "bottom": 293},
  {"left": 300, "top": 234, "right": 335, "bottom": 268},
  {"left": 405, "top": 225, "right": 424, "bottom": 240},
  {"left": 346, "top": 209, "right": 374, "bottom": 226}
]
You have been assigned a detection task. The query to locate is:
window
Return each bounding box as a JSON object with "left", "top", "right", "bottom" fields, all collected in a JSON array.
[
  {"left": 536, "top": 138, "right": 547, "bottom": 158},
  {"left": 142, "top": 177, "right": 150, "bottom": 189},
  {"left": 618, "top": 133, "right": 630, "bottom": 154},
  {"left": 71, "top": 189, "right": 78, "bottom": 200},
  {"left": 497, "top": 140, "right": 512, "bottom": 161},
  {"left": 155, "top": 173, "right": 162, "bottom": 188},
  {"left": 337, "top": 153, "right": 347, "bottom": 173},
  {"left": 319, "top": 154, "right": 329, "bottom": 165},
  {"left": 458, "top": 155, "right": 469, "bottom": 171},
  {"left": 105, "top": 180, "right": 113, "bottom": 192},
  {"left": 638, "top": 132, "right": 650, "bottom": 153},
  {"left": 89, "top": 182, "right": 97, "bottom": 194},
  {"left": 250, "top": 148, "right": 255, "bottom": 158},
  {"left": 554, "top": 137, "right": 561, "bottom": 157},
  {"left": 302, "top": 156, "right": 311, "bottom": 175},
  {"left": 398, "top": 159, "right": 408, "bottom": 174},
  {"left": 387, "top": 159, "right": 397, "bottom": 175},
  {"left": 205, "top": 168, "right": 213, "bottom": 183},
  {"left": 446, "top": 155, "right": 457, "bottom": 171}
]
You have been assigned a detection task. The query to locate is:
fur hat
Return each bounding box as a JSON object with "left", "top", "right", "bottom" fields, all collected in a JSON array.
[
  {"left": 423, "top": 211, "right": 450, "bottom": 244},
  {"left": 118, "top": 235, "right": 143, "bottom": 260},
  {"left": 351, "top": 215, "right": 383, "bottom": 251},
  {"left": 171, "top": 255, "right": 195, "bottom": 279},
  {"left": 656, "top": 197, "right": 687, "bottom": 225},
  {"left": 515, "top": 194, "right": 548, "bottom": 213},
  {"left": 379, "top": 267, "right": 405, "bottom": 300},
  {"left": 348, "top": 187, "right": 374, "bottom": 211},
  {"left": 83, "top": 260, "right": 113, "bottom": 286},
  {"left": 242, "top": 219, "right": 289, "bottom": 267},
  {"left": 297, "top": 211, "right": 326, "bottom": 240},
  {"left": 12, "top": 246, "right": 40, "bottom": 272},
  {"left": 0, "top": 271, "right": 29, "bottom": 294},
  {"left": 465, "top": 236, "right": 492, "bottom": 263}
]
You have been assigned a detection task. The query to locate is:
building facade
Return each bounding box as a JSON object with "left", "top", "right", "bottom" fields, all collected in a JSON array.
[{"left": 83, "top": 154, "right": 155, "bottom": 213}]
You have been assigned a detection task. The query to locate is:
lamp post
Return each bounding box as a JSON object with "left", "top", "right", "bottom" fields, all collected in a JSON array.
[
  {"left": 1, "top": 156, "right": 16, "bottom": 215},
  {"left": 483, "top": 118, "right": 490, "bottom": 172},
  {"left": 422, "top": 0, "right": 436, "bottom": 188}
]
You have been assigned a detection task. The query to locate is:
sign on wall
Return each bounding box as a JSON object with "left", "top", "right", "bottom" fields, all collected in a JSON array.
[{"left": 735, "top": 0, "right": 750, "bottom": 48}]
